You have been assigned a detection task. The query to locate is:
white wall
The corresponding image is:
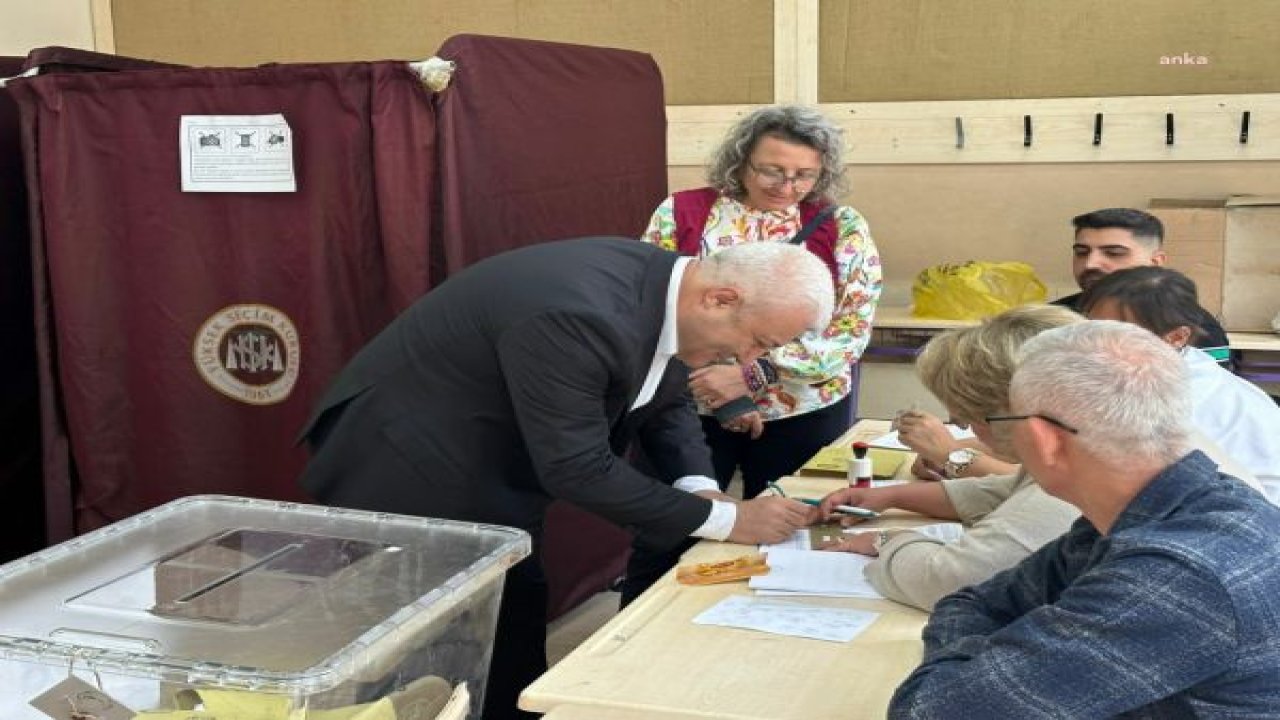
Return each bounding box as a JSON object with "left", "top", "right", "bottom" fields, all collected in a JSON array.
[{"left": 0, "top": 0, "right": 95, "bottom": 57}]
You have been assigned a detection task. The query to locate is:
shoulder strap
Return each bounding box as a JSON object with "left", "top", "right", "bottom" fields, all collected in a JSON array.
[{"left": 790, "top": 203, "right": 837, "bottom": 245}]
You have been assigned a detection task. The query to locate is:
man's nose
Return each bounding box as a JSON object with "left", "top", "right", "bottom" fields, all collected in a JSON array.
[{"left": 1083, "top": 251, "right": 1107, "bottom": 269}]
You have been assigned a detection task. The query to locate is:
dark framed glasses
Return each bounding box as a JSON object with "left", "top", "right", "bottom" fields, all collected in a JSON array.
[{"left": 984, "top": 414, "right": 1080, "bottom": 434}]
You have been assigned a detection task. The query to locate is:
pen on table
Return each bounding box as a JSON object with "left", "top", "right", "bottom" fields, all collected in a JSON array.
[
  {"left": 766, "top": 481, "right": 788, "bottom": 498},
  {"left": 796, "top": 497, "right": 879, "bottom": 518}
]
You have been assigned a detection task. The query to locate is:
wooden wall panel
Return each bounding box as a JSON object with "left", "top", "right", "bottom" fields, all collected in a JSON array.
[
  {"left": 110, "top": 0, "right": 774, "bottom": 105},
  {"left": 671, "top": 161, "right": 1280, "bottom": 305},
  {"left": 820, "top": 0, "right": 1280, "bottom": 101}
]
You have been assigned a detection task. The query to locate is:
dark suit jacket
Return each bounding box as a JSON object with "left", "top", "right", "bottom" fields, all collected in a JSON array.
[{"left": 299, "top": 238, "right": 714, "bottom": 550}]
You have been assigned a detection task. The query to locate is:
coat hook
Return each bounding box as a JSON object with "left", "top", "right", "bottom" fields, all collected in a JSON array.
[
  {"left": 955, "top": 117, "right": 965, "bottom": 149},
  {"left": 1240, "top": 111, "right": 1251, "bottom": 144},
  {"left": 1093, "top": 113, "right": 1104, "bottom": 146},
  {"left": 1165, "top": 113, "right": 1175, "bottom": 146},
  {"left": 1023, "top": 115, "right": 1033, "bottom": 147}
]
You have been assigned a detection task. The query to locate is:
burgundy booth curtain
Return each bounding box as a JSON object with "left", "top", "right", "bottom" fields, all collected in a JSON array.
[
  {"left": 0, "top": 56, "right": 44, "bottom": 562},
  {"left": 10, "top": 56, "right": 436, "bottom": 540},
  {"left": 434, "top": 34, "right": 668, "bottom": 279},
  {"left": 435, "top": 35, "right": 670, "bottom": 620}
]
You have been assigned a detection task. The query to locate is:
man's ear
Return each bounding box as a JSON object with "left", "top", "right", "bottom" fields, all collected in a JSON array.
[
  {"left": 1163, "top": 325, "right": 1193, "bottom": 350},
  {"left": 703, "top": 287, "right": 742, "bottom": 310},
  {"left": 1024, "top": 417, "right": 1069, "bottom": 471},
  {"left": 1150, "top": 250, "right": 1168, "bottom": 267}
]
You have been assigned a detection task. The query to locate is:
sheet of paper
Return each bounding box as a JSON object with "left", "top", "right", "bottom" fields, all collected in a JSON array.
[
  {"left": 750, "top": 548, "right": 882, "bottom": 598},
  {"left": 692, "top": 595, "right": 880, "bottom": 643},
  {"left": 180, "top": 114, "right": 296, "bottom": 192},
  {"left": 761, "top": 524, "right": 849, "bottom": 553},
  {"left": 870, "top": 425, "right": 975, "bottom": 450}
]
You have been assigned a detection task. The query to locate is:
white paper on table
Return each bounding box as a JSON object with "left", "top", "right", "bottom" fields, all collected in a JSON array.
[
  {"left": 751, "top": 547, "right": 882, "bottom": 598},
  {"left": 761, "top": 528, "right": 811, "bottom": 552},
  {"left": 870, "top": 425, "right": 975, "bottom": 450},
  {"left": 692, "top": 594, "right": 880, "bottom": 643}
]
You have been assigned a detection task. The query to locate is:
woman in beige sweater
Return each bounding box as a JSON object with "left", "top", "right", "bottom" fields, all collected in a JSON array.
[{"left": 819, "top": 305, "right": 1260, "bottom": 611}]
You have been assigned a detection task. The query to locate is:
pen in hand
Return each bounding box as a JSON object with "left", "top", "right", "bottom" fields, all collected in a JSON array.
[{"left": 797, "top": 497, "right": 879, "bottom": 518}]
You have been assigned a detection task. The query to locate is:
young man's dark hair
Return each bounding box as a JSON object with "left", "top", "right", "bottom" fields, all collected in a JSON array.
[{"left": 1071, "top": 208, "right": 1164, "bottom": 246}]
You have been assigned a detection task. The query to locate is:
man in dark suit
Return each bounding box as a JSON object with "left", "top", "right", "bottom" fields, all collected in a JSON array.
[
  {"left": 300, "top": 237, "right": 828, "bottom": 720},
  {"left": 1052, "top": 208, "right": 1232, "bottom": 367}
]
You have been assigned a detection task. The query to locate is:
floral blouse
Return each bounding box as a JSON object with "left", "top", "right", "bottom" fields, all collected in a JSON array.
[{"left": 641, "top": 192, "right": 882, "bottom": 421}]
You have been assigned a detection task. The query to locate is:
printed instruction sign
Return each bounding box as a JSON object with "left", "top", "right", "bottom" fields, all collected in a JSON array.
[{"left": 180, "top": 114, "right": 296, "bottom": 192}]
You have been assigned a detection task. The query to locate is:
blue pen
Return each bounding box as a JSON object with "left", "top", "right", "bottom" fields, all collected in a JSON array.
[{"left": 797, "top": 497, "right": 879, "bottom": 518}]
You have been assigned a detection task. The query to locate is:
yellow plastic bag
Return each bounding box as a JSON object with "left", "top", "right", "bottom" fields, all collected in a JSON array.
[{"left": 911, "top": 261, "right": 1047, "bottom": 321}]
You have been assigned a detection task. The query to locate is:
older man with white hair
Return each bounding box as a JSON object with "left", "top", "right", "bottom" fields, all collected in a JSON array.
[{"left": 889, "top": 320, "right": 1280, "bottom": 719}]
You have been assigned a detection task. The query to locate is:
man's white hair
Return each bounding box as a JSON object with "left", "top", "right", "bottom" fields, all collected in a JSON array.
[
  {"left": 1011, "top": 320, "right": 1192, "bottom": 466},
  {"left": 702, "top": 242, "right": 834, "bottom": 330}
]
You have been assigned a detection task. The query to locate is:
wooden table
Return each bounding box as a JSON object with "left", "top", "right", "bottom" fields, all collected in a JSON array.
[{"left": 521, "top": 421, "right": 930, "bottom": 719}]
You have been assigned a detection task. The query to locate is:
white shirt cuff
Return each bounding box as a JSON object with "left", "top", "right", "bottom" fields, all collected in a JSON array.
[
  {"left": 691, "top": 500, "right": 737, "bottom": 541},
  {"left": 673, "top": 474, "right": 720, "bottom": 494},
  {"left": 673, "top": 475, "right": 736, "bottom": 541}
]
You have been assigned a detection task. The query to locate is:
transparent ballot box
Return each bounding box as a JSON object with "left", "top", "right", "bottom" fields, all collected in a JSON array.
[{"left": 0, "top": 495, "right": 530, "bottom": 719}]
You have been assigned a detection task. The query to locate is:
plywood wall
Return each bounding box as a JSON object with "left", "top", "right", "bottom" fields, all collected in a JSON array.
[
  {"left": 109, "top": 0, "right": 775, "bottom": 105},
  {"left": 820, "top": 0, "right": 1280, "bottom": 101}
]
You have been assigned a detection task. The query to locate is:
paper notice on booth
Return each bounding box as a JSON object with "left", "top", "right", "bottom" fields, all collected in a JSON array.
[{"left": 180, "top": 114, "right": 296, "bottom": 192}]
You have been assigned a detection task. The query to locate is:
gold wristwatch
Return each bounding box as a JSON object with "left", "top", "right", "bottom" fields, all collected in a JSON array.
[{"left": 942, "top": 448, "right": 981, "bottom": 478}]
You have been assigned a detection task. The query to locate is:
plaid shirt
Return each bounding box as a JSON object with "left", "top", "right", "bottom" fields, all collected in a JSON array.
[{"left": 891, "top": 450, "right": 1280, "bottom": 719}]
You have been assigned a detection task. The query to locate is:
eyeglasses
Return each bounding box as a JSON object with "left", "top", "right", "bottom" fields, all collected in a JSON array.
[
  {"left": 749, "top": 164, "right": 820, "bottom": 191},
  {"left": 984, "top": 414, "right": 1080, "bottom": 434}
]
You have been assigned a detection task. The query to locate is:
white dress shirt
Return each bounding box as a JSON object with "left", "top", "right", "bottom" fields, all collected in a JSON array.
[{"left": 630, "top": 257, "right": 736, "bottom": 540}]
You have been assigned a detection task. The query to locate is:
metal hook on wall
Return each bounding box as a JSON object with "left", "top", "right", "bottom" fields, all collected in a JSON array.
[
  {"left": 1240, "top": 111, "right": 1251, "bottom": 145},
  {"left": 1023, "top": 115, "right": 1033, "bottom": 147},
  {"left": 955, "top": 117, "right": 965, "bottom": 149},
  {"left": 1165, "top": 113, "right": 1175, "bottom": 146},
  {"left": 1093, "top": 113, "right": 1104, "bottom": 146}
]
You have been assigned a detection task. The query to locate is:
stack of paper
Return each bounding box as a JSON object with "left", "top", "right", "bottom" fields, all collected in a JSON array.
[
  {"left": 799, "top": 446, "right": 908, "bottom": 478},
  {"left": 692, "top": 595, "right": 880, "bottom": 643},
  {"left": 750, "top": 548, "right": 882, "bottom": 599}
]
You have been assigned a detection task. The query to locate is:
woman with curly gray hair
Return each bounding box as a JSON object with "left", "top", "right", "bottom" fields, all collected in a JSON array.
[{"left": 640, "top": 105, "right": 882, "bottom": 499}]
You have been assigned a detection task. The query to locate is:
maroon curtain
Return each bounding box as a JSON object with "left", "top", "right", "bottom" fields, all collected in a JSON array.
[
  {"left": 0, "top": 56, "right": 44, "bottom": 561},
  {"left": 10, "top": 59, "right": 436, "bottom": 538},
  {"left": 434, "top": 34, "right": 670, "bottom": 619},
  {"left": 434, "top": 33, "right": 668, "bottom": 279}
]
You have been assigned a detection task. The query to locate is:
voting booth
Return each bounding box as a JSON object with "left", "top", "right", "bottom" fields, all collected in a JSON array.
[{"left": 9, "top": 35, "right": 667, "bottom": 619}]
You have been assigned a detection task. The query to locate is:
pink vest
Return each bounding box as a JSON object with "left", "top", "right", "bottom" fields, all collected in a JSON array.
[{"left": 671, "top": 187, "right": 840, "bottom": 282}]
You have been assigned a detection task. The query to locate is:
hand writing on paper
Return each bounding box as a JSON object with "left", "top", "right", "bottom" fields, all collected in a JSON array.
[
  {"left": 727, "top": 496, "right": 816, "bottom": 544},
  {"left": 894, "top": 410, "right": 957, "bottom": 465},
  {"left": 817, "top": 487, "right": 893, "bottom": 526},
  {"left": 689, "top": 364, "right": 750, "bottom": 409}
]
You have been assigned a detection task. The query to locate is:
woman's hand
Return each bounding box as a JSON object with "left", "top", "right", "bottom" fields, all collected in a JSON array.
[
  {"left": 689, "top": 364, "right": 751, "bottom": 409},
  {"left": 910, "top": 456, "right": 947, "bottom": 482},
  {"left": 894, "top": 411, "right": 956, "bottom": 465},
  {"left": 819, "top": 531, "right": 879, "bottom": 556},
  {"left": 722, "top": 410, "right": 764, "bottom": 439}
]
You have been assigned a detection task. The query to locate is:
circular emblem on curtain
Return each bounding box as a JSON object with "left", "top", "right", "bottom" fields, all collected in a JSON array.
[{"left": 193, "top": 304, "right": 300, "bottom": 405}]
